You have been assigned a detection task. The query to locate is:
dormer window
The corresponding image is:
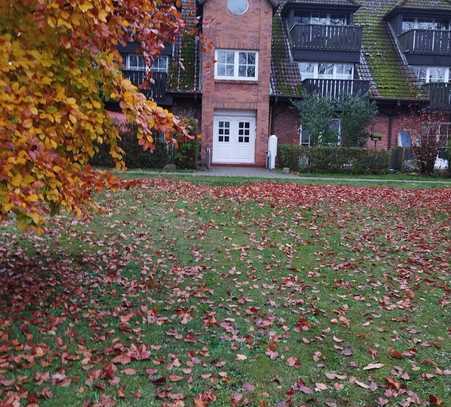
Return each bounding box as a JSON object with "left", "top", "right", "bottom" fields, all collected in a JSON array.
[
  {"left": 294, "top": 12, "right": 349, "bottom": 26},
  {"left": 401, "top": 17, "right": 451, "bottom": 33},
  {"left": 123, "top": 54, "right": 169, "bottom": 73},
  {"left": 411, "top": 66, "right": 449, "bottom": 83},
  {"left": 299, "top": 62, "right": 354, "bottom": 80}
]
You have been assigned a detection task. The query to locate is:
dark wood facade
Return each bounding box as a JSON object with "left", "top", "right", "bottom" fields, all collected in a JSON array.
[
  {"left": 424, "top": 83, "right": 451, "bottom": 111},
  {"left": 122, "top": 71, "right": 173, "bottom": 105},
  {"left": 302, "top": 78, "right": 370, "bottom": 100},
  {"left": 398, "top": 29, "right": 451, "bottom": 65},
  {"left": 289, "top": 24, "right": 362, "bottom": 63}
]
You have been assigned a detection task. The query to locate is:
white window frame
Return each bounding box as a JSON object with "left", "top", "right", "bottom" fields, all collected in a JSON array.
[
  {"left": 214, "top": 49, "right": 258, "bottom": 81},
  {"left": 299, "top": 126, "right": 311, "bottom": 146},
  {"left": 151, "top": 56, "right": 169, "bottom": 73},
  {"left": 124, "top": 54, "right": 169, "bottom": 73},
  {"left": 299, "top": 119, "right": 342, "bottom": 146},
  {"left": 411, "top": 66, "right": 450, "bottom": 83},
  {"left": 401, "top": 17, "right": 451, "bottom": 33},
  {"left": 124, "top": 54, "right": 146, "bottom": 71},
  {"left": 299, "top": 62, "right": 354, "bottom": 80},
  {"left": 294, "top": 12, "right": 349, "bottom": 26}
]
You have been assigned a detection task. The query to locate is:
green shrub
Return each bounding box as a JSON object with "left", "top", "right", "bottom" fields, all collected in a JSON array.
[
  {"left": 277, "top": 145, "right": 390, "bottom": 174},
  {"left": 175, "top": 140, "right": 200, "bottom": 170},
  {"left": 292, "top": 95, "right": 378, "bottom": 147},
  {"left": 91, "top": 125, "right": 199, "bottom": 170}
]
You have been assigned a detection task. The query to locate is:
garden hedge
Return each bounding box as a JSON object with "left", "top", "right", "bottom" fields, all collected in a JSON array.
[
  {"left": 91, "top": 132, "right": 199, "bottom": 170},
  {"left": 277, "top": 145, "right": 390, "bottom": 174}
]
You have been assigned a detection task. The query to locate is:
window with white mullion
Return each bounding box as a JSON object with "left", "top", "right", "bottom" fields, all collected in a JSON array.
[
  {"left": 215, "top": 49, "right": 258, "bottom": 80},
  {"left": 402, "top": 17, "right": 451, "bottom": 33},
  {"left": 411, "top": 66, "right": 450, "bottom": 83},
  {"left": 151, "top": 56, "right": 169, "bottom": 73},
  {"left": 124, "top": 54, "right": 169, "bottom": 73},
  {"left": 294, "top": 12, "right": 348, "bottom": 26},
  {"left": 299, "top": 62, "right": 354, "bottom": 81}
]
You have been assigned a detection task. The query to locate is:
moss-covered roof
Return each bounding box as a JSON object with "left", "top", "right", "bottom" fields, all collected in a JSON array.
[
  {"left": 353, "top": 0, "right": 419, "bottom": 99},
  {"left": 271, "top": 13, "right": 303, "bottom": 97},
  {"left": 271, "top": 0, "right": 435, "bottom": 100}
]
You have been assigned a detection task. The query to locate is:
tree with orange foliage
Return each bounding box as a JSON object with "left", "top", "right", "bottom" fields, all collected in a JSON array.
[{"left": 0, "top": 0, "right": 185, "bottom": 232}]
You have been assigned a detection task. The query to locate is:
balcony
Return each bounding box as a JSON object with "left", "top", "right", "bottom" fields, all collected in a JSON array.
[
  {"left": 424, "top": 82, "right": 451, "bottom": 111},
  {"left": 398, "top": 30, "right": 451, "bottom": 65},
  {"left": 122, "top": 70, "right": 171, "bottom": 104},
  {"left": 302, "top": 79, "right": 370, "bottom": 100},
  {"left": 289, "top": 24, "right": 362, "bottom": 63}
]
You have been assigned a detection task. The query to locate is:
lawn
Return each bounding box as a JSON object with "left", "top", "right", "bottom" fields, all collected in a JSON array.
[{"left": 0, "top": 177, "right": 450, "bottom": 406}]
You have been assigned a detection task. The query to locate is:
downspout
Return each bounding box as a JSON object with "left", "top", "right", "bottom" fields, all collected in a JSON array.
[
  {"left": 269, "top": 100, "right": 273, "bottom": 136},
  {"left": 388, "top": 114, "right": 393, "bottom": 150}
]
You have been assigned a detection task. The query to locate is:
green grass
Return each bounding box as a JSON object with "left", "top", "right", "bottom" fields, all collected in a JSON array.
[
  {"left": 0, "top": 177, "right": 449, "bottom": 406},
  {"left": 116, "top": 169, "right": 451, "bottom": 189}
]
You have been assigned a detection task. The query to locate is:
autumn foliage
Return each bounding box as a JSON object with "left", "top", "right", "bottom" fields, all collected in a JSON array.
[{"left": 0, "top": 0, "right": 184, "bottom": 231}]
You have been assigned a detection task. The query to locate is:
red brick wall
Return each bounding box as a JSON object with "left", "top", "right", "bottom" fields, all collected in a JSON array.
[
  {"left": 270, "top": 105, "right": 422, "bottom": 151},
  {"left": 366, "top": 112, "right": 413, "bottom": 150},
  {"left": 271, "top": 102, "right": 300, "bottom": 144},
  {"left": 200, "top": 0, "right": 273, "bottom": 166}
]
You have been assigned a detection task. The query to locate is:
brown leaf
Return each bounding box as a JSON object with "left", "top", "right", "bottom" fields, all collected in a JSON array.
[
  {"left": 168, "top": 374, "right": 184, "bottom": 382},
  {"left": 429, "top": 395, "right": 443, "bottom": 406},
  {"left": 385, "top": 376, "right": 401, "bottom": 390},
  {"left": 112, "top": 354, "right": 131, "bottom": 365},
  {"left": 363, "top": 363, "right": 384, "bottom": 371},
  {"left": 287, "top": 356, "right": 300, "bottom": 368},
  {"left": 122, "top": 368, "right": 136, "bottom": 376}
]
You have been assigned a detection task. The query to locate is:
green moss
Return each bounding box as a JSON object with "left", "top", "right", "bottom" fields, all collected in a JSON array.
[
  {"left": 271, "top": 15, "right": 302, "bottom": 97},
  {"left": 354, "top": 0, "right": 418, "bottom": 98}
]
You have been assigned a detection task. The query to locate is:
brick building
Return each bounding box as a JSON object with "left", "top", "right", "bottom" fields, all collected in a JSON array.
[{"left": 118, "top": 0, "right": 451, "bottom": 167}]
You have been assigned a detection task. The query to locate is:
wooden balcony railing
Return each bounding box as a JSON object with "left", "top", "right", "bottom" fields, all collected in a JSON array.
[
  {"left": 302, "top": 79, "right": 370, "bottom": 100},
  {"left": 424, "top": 82, "right": 451, "bottom": 111},
  {"left": 122, "top": 70, "right": 168, "bottom": 101},
  {"left": 398, "top": 29, "right": 451, "bottom": 55},
  {"left": 289, "top": 24, "right": 363, "bottom": 52}
]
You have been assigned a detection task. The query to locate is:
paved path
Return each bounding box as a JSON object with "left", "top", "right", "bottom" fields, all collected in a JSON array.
[{"left": 139, "top": 167, "right": 451, "bottom": 185}]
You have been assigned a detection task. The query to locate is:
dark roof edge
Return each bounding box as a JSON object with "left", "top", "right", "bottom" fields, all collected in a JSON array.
[
  {"left": 197, "top": 0, "right": 281, "bottom": 7},
  {"left": 384, "top": 4, "right": 451, "bottom": 20}
]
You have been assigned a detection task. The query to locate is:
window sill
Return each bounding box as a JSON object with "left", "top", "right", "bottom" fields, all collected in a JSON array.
[{"left": 214, "top": 79, "right": 259, "bottom": 85}]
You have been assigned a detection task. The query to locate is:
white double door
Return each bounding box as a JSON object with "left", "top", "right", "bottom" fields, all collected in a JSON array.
[{"left": 212, "top": 111, "right": 256, "bottom": 164}]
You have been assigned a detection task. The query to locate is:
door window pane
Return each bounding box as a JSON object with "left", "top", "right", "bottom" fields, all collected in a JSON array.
[
  {"left": 218, "top": 121, "right": 230, "bottom": 142},
  {"left": 238, "top": 121, "right": 251, "bottom": 143}
]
